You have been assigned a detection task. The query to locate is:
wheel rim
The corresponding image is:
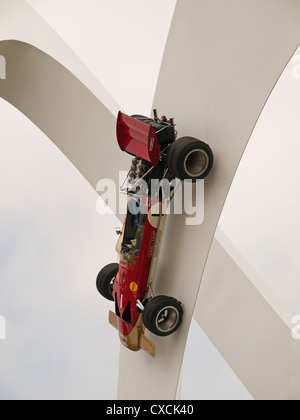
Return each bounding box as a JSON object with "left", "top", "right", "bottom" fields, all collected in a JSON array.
[
  {"left": 155, "top": 306, "right": 180, "bottom": 333},
  {"left": 183, "top": 148, "right": 209, "bottom": 178}
]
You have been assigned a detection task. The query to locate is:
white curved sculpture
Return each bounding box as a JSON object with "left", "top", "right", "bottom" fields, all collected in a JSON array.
[
  {"left": 118, "top": 0, "right": 300, "bottom": 399},
  {"left": 1, "top": 0, "right": 300, "bottom": 400}
]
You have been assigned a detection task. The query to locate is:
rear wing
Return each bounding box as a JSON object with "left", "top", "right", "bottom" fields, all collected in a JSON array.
[{"left": 116, "top": 111, "right": 160, "bottom": 166}]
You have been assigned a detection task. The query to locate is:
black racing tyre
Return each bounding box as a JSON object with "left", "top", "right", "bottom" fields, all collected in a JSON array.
[
  {"left": 167, "top": 137, "right": 213, "bottom": 180},
  {"left": 142, "top": 296, "right": 183, "bottom": 337},
  {"left": 96, "top": 263, "right": 119, "bottom": 301}
]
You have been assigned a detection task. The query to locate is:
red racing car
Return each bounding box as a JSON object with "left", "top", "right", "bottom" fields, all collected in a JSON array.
[{"left": 96, "top": 110, "right": 213, "bottom": 357}]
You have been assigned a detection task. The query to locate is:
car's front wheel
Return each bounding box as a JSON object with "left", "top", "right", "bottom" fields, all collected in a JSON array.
[
  {"left": 167, "top": 136, "right": 213, "bottom": 180},
  {"left": 96, "top": 263, "right": 119, "bottom": 301},
  {"left": 142, "top": 296, "right": 183, "bottom": 337}
]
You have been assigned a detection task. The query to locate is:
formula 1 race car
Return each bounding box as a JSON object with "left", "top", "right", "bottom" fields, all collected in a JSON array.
[{"left": 96, "top": 110, "right": 213, "bottom": 357}]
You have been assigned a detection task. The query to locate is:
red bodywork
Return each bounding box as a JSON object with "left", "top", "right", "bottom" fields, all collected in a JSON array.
[
  {"left": 117, "top": 111, "right": 160, "bottom": 166},
  {"left": 113, "top": 197, "right": 158, "bottom": 338}
]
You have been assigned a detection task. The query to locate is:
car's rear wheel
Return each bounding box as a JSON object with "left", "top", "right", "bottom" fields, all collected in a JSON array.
[
  {"left": 142, "top": 296, "right": 183, "bottom": 337},
  {"left": 167, "top": 137, "right": 213, "bottom": 180},
  {"left": 96, "top": 263, "right": 119, "bottom": 301}
]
